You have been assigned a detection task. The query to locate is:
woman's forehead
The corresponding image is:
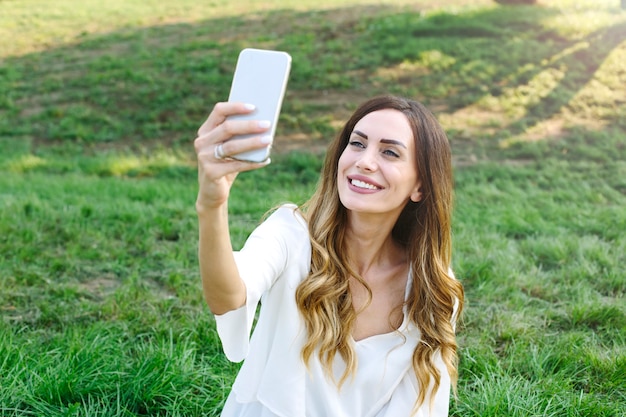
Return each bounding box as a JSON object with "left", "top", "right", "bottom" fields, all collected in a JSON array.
[{"left": 352, "top": 109, "right": 414, "bottom": 142}]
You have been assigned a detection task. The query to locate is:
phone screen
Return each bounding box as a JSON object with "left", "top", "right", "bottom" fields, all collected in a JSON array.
[{"left": 227, "top": 48, "right": 292, "bottom": 162}]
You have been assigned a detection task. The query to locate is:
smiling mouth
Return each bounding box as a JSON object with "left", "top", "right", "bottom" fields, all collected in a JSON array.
[{"left": 350, "top": 178, "right": 380, "bottom": 190}]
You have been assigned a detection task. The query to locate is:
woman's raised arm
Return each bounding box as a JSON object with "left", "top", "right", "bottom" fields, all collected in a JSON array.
[{"left": 194, "top": 101, "right": 272, "bottom": 314}]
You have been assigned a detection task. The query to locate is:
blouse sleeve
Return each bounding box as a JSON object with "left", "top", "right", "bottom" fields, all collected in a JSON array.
[{"left": 213, "top": 205, "right": 303, "bottom": 362}]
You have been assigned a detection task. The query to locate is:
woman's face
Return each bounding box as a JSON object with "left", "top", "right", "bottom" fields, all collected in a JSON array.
[{"left": 336, "top": 109, "right": 422, "bottom": 219}]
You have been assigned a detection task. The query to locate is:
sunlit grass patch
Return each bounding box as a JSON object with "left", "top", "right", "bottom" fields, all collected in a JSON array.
[{"left": 6, "top": 154, "right": 48, "bottom": 173}]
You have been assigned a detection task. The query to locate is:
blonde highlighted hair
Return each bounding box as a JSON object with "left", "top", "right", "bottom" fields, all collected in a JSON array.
[{"left": 295, "top": 95, "right": 464, "bottom": 411}]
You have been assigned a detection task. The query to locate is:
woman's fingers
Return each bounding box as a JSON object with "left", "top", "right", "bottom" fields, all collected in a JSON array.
[
  {"left": 195, "top": 112, "right": 272, "bottom": 168},
  {"left": 197, "top": 102, "right": 256, "bottom": 136},
  {"left": 195, "top": 104, "right": 272, "bottom": 159},
  {"left": 197, "top": 138, "right": 270, "bottom": 179},
  {"left": 212, "top": 134, "right": 273, "bottom": 161},
  {"left": 196, "top": 118, "right": 271, "bottom": 149}
]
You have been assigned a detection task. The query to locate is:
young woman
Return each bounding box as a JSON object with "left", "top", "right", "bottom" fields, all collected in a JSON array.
[{"left": 194, "top": 95, "right": 464, "bottom": 417}]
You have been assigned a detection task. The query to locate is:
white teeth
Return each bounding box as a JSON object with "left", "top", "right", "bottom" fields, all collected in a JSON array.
[{"left": 351, "top": 179, "right": 378, "bottom": 190}]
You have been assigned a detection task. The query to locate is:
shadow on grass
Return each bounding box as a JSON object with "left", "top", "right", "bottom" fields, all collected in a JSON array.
[{"left": 505, "top": 21, "right": 626, "bottom": 134}]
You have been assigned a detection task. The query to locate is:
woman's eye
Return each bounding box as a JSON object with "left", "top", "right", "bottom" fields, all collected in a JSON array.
[
  {"left": 383, "top": 149, "right": 399, "bottom": 158},
  {"left": 349, "top": 140, "right": 365, "bottom": 148}
]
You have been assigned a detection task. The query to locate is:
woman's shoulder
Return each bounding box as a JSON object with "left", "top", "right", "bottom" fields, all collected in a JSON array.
[
  {"left": 247, "top": 203, "right": 309, "bottom": 248},
  {"left": 264, "top": 203, "right": 307, "bottom": 230}
]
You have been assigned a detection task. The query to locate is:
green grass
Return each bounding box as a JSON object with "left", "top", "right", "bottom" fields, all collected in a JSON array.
[{"left": 1, "top": 0, "right": 625, "bottom": 415}]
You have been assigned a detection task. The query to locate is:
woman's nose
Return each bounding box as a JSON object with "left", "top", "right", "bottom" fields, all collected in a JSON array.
[{"left": 356, "top": 150, "right": 378, "bottom": 172}]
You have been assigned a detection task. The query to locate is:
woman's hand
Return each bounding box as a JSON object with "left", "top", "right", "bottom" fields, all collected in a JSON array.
[{"left": 194, "top": 102, "right": 272, "bottom": 211}]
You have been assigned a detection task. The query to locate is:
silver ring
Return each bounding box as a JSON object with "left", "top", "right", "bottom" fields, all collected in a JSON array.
[{"left": 214, "top": 143, "right": 226, "bottom": 160}]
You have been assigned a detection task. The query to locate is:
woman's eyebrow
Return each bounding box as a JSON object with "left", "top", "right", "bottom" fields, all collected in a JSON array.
[
  {"left": 380, "top": 138, "right": 407, "bottom": 149},
  {"left": 352, "top": 129, "right": 368, "bottom": 139}
]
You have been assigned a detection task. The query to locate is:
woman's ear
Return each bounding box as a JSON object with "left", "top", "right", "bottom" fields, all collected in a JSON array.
[{"left": 410, "top": 182, "right": 422, "bottom": 203}]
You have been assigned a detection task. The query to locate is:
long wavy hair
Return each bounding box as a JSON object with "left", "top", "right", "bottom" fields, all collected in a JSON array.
[{"left": 295, "top": 95, "right": 464, "bottom": 411}]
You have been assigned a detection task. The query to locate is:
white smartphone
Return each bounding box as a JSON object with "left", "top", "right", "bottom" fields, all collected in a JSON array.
[{"left": 226, "top": 48, "right": 292, "bottom": 162}]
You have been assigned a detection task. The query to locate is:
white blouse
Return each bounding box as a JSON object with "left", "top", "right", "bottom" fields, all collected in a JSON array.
[{"left": 214, "top": 205, "right": 451, "bottom": 417}]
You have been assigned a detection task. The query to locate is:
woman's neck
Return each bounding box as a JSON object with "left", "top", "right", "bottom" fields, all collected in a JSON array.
[{"left": 344, "top": 212, "right": 405, "bottom": 277}]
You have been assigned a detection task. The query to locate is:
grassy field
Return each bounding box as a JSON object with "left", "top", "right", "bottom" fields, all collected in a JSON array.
[{"left": 1, "top": 0, "right": 625, "bottom": 415}]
